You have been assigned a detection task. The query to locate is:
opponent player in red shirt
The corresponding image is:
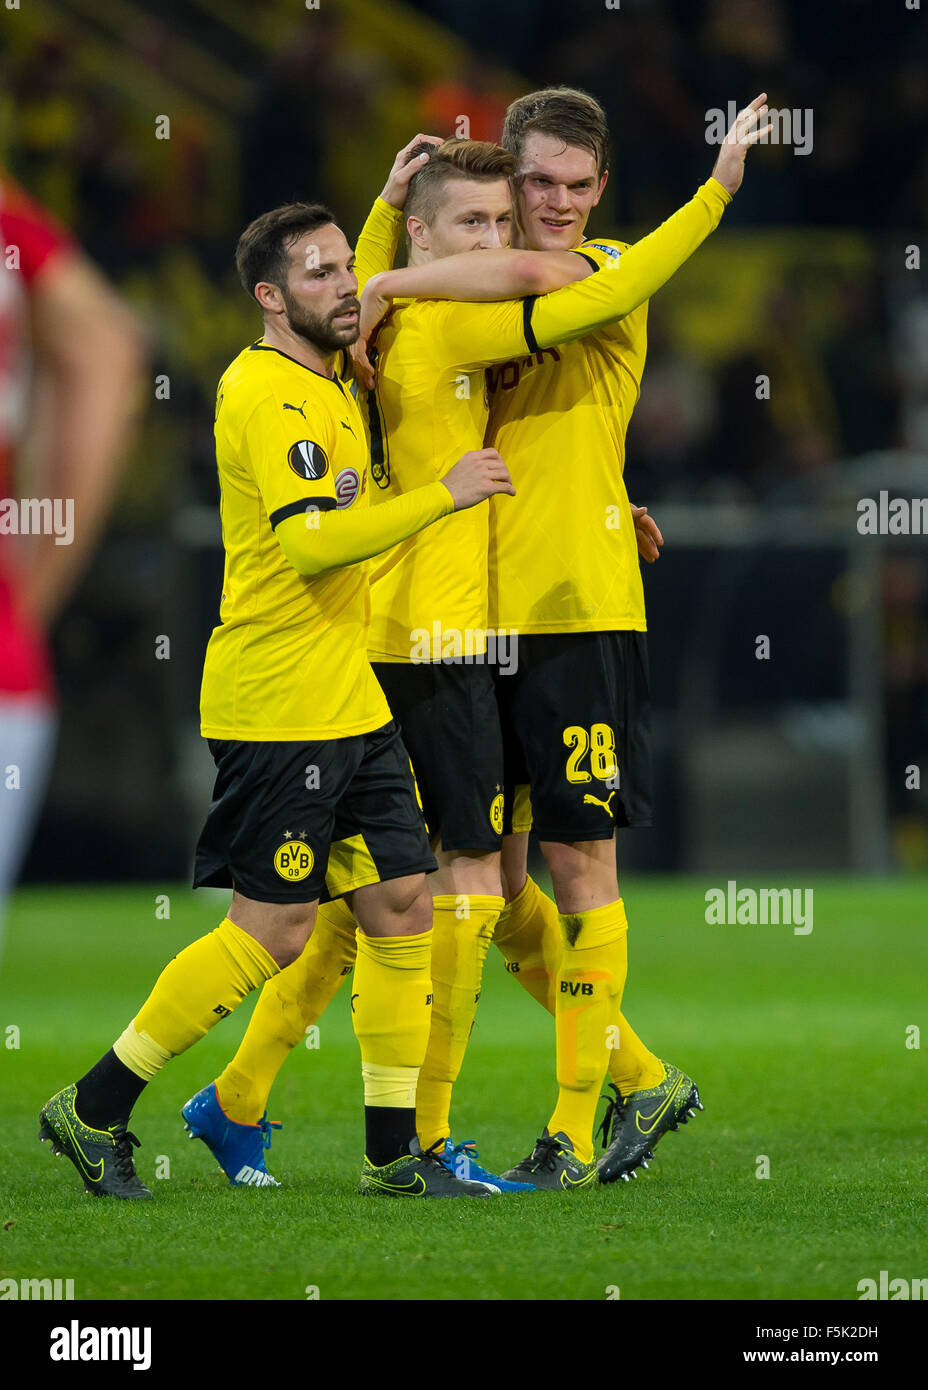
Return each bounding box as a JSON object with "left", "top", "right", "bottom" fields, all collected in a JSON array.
[{"left": 0, "top": 171, "right": 144, "bottom": 952}]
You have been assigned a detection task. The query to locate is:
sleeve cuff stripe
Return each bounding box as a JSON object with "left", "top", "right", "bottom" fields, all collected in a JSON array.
[
  {"left": 269, "top": 497, "right": 337, "bottom": 528},
  {"left": 573, "top": 252, "right": 600, "bottom": 272},
  {"left": 523, "top": 295, "right": 540, "bottom": 354}
]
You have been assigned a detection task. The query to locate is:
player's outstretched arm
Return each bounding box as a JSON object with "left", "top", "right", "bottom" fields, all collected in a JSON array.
[
  {"left": 384, "top": 172, "right": 740, "bottom": 375},
  {"left": 355, "top": 170, "right": 738, "bottom": 379},
  {"left": 274, "top": 449, "right": 514, "bottom": 579},
  {"left": 528, "top": 95, "right": 770, "bottom": 352},
  {"left": 352, "top": 249, "right": 590, "bottom": 382},
  {"left": 365, "top": 246, "right": 591, "bottom": 305}
]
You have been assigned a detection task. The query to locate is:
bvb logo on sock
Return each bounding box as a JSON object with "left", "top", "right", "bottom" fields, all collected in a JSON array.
[
  {"left": 489, "top": 792, "right": 504, "bottom": 835},
  {"left": 273, "top": 838, "right": 314, "bottom": 881}
]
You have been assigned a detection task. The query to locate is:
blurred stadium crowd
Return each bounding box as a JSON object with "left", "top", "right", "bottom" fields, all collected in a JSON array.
[{"left": 1, "top": 0, "right": 925, "bottom": 878}]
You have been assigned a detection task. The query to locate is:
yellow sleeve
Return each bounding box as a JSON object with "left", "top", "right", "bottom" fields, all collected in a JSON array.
[
  {"left": 238, "top": 389, "right": 453, "bottom": 576},
  {"left": 354, "top": 198, "right": 404, "bottom": 293},
  {"left": 569, "top": 237, "right": 643, "bottom": 351},
  {"left": 526, "top": 177, "right": 731, "bottom": 351},
  {"left": 418, "top": 178, "right": 729, "bottom": 369},
  {"left": 275, "top": 481, "right": 453, "bottom": 578},
  {"left": 425, "top": 297, "right": 541, "bottom": 370}
]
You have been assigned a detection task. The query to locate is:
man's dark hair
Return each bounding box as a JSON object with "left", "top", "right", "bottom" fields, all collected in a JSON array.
[
  {"left": 502, "top": 87, "right": 610, "bottom": 178},
  {"left": 235, "top": 202, "right": 337, "bottom": 299}
]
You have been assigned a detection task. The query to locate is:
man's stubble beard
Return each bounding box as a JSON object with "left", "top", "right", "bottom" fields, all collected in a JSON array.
[{"left": 281, "top": 285, "right": 360, "bottom": 352}]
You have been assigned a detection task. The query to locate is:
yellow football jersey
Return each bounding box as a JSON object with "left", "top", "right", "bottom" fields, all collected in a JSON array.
[
  {"left": 351, "top": 197, "right": 493, "bottom": 661},
  {"left": 200, "top": 340, "right": 391, "bottom": 741},
  {"left": 487, "top": 236, "right": 648, "bottom": 635},
  {"left": 487, "top": 178, "right": 731, "bottom": 635},
  {"left": 362, "top": 296, "right": 493, "bottom": 661}
]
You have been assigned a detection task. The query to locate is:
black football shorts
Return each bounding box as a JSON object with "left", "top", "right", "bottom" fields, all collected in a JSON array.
[
  {"left": 493, "top": 631, "right": 653, "bottom": 842},
  {"left": 372, "top": 660, "right": 504, "bottom": 853},
  {"left": 193, "top": 719, "right": 436, "bottom": 903}
]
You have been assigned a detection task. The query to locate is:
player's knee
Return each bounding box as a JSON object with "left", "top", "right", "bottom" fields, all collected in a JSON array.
[
  {"left": 431, "top": 844, "right": 502, "bottom": 900},
  {"left": 543, "top": 840, "right": 615, "bottom": 913},
  {"left": 268, "top": 917, "right": 315, "bottom": 968},
  {"left": 229, "top": 896, "right": 316, "bottom": 969},
  {"left": 406, "top": 882, "right": 433, "bottom": 935},
  {"left": 542, "top": 839, "right": 585, "bottom": 890},
  {"left": 372, "top": 874, "right": 433, "bottom": 934}
]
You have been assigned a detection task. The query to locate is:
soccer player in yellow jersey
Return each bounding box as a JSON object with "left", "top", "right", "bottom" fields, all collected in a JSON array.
[
  {"left": 356, "top": 91, "right": 772, "bottom": 1191},
  {"left": 37, "top": 194, "right": 517, "bottom": 1200},
  {"left": 186, "top": 118, "right": 764, "bottom": 1192}
]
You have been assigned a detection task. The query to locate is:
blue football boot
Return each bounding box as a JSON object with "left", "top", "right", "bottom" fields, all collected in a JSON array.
[
  {"left": 182, "top": 1083, "right": 281, "bottom": 1187},
  {"left": 444, "top": 1136, "right": 536, "bottom": 1193}
]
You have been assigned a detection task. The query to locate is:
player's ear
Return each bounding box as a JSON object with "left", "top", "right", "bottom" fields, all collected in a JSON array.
[
  {"left": 406, "top": 214, "right": 430, "bottom": 253},
  {"left": 592, "top": 170, "right": 608, "bottom": 208},
  {"left": 254, "top": 281, "right": 285, "bottom": 315}
]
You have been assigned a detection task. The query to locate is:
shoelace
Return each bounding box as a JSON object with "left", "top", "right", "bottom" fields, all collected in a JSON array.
[
  {"left": 448, "top": 1139, "right": 480, "bottom": 1166},
  {"left": 258, "top": 1114, "right": 282, "bottom": 1150},
  {"left": 506, "top": 1134, "right": 564, "bottom": 1176},
  {"left": 597, "top": 1082, "right": 627, "bottom": 1149},
  {"left": 419, "top": 1138, "right": 455, "bottom": 1173},
  {"left": 523, "top": 1134, "right": 563, "bottom": 1174},
  {"left": 109, "top": 1124, "right": 142, "bottom": 1182}
]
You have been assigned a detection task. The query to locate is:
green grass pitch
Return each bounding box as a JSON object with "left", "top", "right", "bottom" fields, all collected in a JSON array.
[{"left": 0, "top": 878, "right": 925, "bottom": 1301}]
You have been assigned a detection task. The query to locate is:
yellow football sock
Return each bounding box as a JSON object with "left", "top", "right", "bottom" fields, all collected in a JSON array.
[
  {"left": 547, "top": 899, "right": 628, "bottom": 1163},
  {"left": 354, "top": 929, "right": 434, "bottom": 1165},
  {"left": 605, "top": 1012, "right": 665, "bottom": 1095},
  {"left": 496, "top": 875, "right": 664, "bottom": 1095},
  {"left": 416, "top": 894, "right": 503, "bottom": 1150},
  {"left": 353, "top": 928, "right": 433, "bottom": 1082},
  {"left": 493, "top": 875, "right": 560, "bottom": 1012},
  {"left": 114, "top": 918, "right": 278, "bottom": 1080},
  {"left": 216, "top": 897, "right": 359, "bottom": 1123}
]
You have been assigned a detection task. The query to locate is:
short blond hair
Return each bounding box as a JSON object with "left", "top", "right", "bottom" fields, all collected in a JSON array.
[{"left": 405, "top": 138, "right": 516, "bottom": 226}]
